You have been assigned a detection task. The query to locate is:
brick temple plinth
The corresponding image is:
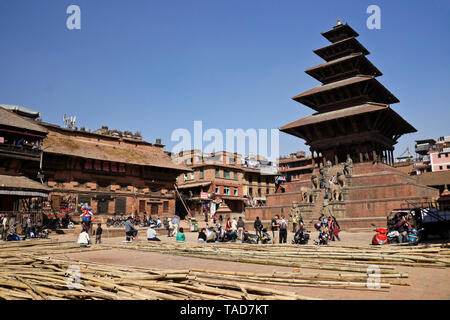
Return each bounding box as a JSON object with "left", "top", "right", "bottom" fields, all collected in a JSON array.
[{"left": 246, "top": 162, "right": 439, "bottom": 230}]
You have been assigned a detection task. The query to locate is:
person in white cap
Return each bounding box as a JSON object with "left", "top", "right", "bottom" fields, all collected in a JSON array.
[{"left": 146, "top": 224, "right": 160, "bottom": 241}]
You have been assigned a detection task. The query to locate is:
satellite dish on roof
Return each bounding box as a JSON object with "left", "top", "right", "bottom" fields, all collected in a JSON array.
[{"left": 63, "top": 114, "right": 77, "bottom": 129}]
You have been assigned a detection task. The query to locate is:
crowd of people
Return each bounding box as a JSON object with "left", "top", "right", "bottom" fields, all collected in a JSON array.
[
  {"left": 111, "top": 212, "right": 343, "bottom": 246},
  {"left": 0, "top": 214, "right": 47, "bottom": 241}
]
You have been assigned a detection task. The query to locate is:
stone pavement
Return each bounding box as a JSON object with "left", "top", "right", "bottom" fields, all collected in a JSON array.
[{"left": 50, "top": 229, "right": 450, "bottom": 300}]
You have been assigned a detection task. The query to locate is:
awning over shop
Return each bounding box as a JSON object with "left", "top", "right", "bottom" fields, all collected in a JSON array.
[
  {"left": 0, "top": 190, "right": 48, "bottom": 197},
  {"left": 220, "top": 196, "right": 246, "bottom": 201},
  {"left": 0, "top": 174, "right": 50, "bottom": 197}
]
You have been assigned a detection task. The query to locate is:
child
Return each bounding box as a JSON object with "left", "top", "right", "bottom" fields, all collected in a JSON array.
[
  {"left": 176, "top": 227, "right": 186, "bottom": 242},
  {"left": 95, "top": 223, "right": 103, "bottom": 244}
]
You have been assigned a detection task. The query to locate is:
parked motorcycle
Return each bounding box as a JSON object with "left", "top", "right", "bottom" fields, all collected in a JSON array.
[
  {"left": 313, "top": 222, "right": 329, "bottom": 245},
  {"left": 258, "top": 228, "right": 271, "bottom": 244},
  {"left": 242, "top": 231, "right": 259, "bottom": 244},
  {"left": 292, "top": 229, "right": 310, "bottom": 245},
  {"left": 372, "top": 225, "right": 423, "bottom": 246},
  {"left": 372, "top": 227, "right": 389, "bottom": 245}
]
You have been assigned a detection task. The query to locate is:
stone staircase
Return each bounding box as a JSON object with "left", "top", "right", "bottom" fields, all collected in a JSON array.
[{"left": 245, "top": 161, "right": 439, "bottom": 231}]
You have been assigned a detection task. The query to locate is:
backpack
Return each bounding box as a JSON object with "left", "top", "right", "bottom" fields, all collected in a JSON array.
[{"left": 280, "top": 220, "right": 287, "bottom": 230}]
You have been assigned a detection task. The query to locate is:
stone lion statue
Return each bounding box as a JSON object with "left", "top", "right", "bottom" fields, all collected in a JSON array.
[
  {"left": 336, "top": 171, "right": 346, "bottom": 188},
  {"left": 311, "top": 174, "right": 319, "bottom": 190}
]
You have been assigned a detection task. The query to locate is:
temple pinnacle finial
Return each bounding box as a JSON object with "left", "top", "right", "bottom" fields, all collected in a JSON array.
[{"left": 337, "top": 18, "right": 342, "bottom": 25}]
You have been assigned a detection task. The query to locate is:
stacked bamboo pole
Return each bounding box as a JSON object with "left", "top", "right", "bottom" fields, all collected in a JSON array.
[
  {"left": 1, "top": 238, "right": 449, "bottom": 299},
  {"left": 0, "top": 241, "right": 317, "bottom": 300},
  {"left": 106, "top": 241, "right": 450, "bottom": 270}
]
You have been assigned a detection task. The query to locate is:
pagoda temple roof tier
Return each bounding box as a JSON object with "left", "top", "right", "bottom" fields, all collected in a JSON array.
[
  {"left": 292, "top": 75, "right": 399, "bottom": 112},
  {"left": 305, "top": 131, "right": 398, "bottom": 152},
  {"left": 314, "top": 37, "right": 369, "bottom": 62},
  {"left": 321, "top": 23, "right": 359, "bottom": 43},
  {"left": 305, "top": 53, "right": 382, "bottom": 84},
  {"left": 279, "top": 103, "right": 416, "bottom": 150}
]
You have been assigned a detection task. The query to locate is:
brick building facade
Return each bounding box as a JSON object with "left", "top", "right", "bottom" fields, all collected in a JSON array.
[
  {"left": 0, "top": 105, "right": 50, "bottom": 224},
  {"left": 173, "top": 150, "right": 276, "bottom": 217},
  {"left": 39, "top": 123, "right": 188, "bottom": 219}
]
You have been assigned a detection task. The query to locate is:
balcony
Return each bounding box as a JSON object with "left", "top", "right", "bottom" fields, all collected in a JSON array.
[
  {"left": 0, "top": 143, "right": 42, "bottom": 161},
  {"left": 415, "top": 143, "right": 432, "bottom": 154},
  {"left": 413, "top": 162, "right": 431, "bottom": 170}
]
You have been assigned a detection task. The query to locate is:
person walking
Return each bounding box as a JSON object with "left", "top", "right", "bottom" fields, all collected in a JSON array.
[
  {"left": 237, "top": 217, "right": 245, "bottom": 241},
  {"left": 231, "top": 217, "right": 238, "bottom": 233},
  {"left": 94, "top": 223, "right": 103, "bottom": 244},
  {"left": 292, "top": 215, "right": 297, "bottom": 233},
  {"left": 331, "top": 216, "right": 341, "bottom": 241},
  {"left": 271, "top": 215, "right": 280, "bottom": 244},
  {"left": 279, "top": 216, "right": 288, "bottom": 244},
  {"left": 25, "top": 216, "right": 33, "bottom": 239},
  {"left": 254, "top": 216, "right": 263, "bottom": 238},
  {"left": 80, "top": 207, "right": 93, "bottom": 234},
  {"left": 168, "top": 218, "right": 174, "bottom": 237},
  {"left": 172, "top": 216, "right": 180, "bottom": 237},
  {"left": 225, "top": 217, "right": 232, "bottom": 231},
  {"left": 9, "top": 216, "right": 16, "bottom": 234}
]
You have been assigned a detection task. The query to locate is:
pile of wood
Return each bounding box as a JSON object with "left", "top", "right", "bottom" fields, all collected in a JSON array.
[
  {"left": 1, "top": 239, "right": 449, "bottom": 300},
  {"left": 103, "top": 241, "right": 450, "bottom": 291},
  {"left": 0, "top": 241, "right": 315, "bottom": 300},
  {"left": 107, "top": 241, "right": 450, "bottom": 270}
]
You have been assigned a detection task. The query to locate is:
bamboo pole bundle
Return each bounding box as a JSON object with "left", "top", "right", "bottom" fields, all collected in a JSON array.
[
  {"left": 106, "top": 241, "right": 450, "bottom": 269},
  {"left": 188, "top": 269, "right": 407, "bottom": 288},
  {"left": 0, "top": 255, "right": 316, "bottom": 300},
  {"left": 1, "top": 237, "right": 448, "bottom": 299}
]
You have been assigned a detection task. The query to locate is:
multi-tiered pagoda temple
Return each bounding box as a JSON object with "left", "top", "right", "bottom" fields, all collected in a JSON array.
[
  {"left": 280, "top": 21, "right": 416, "bottom": 165},
  {"left": 245, "top": 21, "right": 438, "bottom": 230}
]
